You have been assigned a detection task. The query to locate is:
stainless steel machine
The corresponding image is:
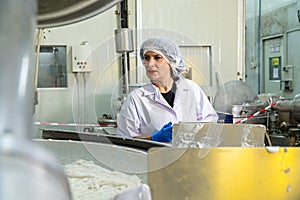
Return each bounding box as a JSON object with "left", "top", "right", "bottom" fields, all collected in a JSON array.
[
  {"left": 214, "top": 80, "right": 300, "bottom": 146},
  {"left": 262, "top": 94, "right": 300, "bottom": 146}
]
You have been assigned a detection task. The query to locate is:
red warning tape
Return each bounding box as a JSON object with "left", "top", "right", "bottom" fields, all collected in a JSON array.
[
  {"left": 34, "top": 122, "right": 100, "bottom": 127},
  {"left": 234, "top": 102, "right": 278, "bottom": 124}
]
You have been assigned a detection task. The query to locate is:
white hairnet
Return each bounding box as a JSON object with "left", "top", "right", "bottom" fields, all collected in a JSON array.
[{"left": 140, "top": 37, "right": 186, "bottom": 78}]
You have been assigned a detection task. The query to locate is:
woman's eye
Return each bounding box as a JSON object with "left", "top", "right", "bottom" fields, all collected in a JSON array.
[
  {"left": 144, "top": 54, "right": 163, "bottom": 62},
  {"left": 154, "top": 55, "right": 162, "bottom": 60},
  {"left": 144, "top": 56, "right": 150, "bottom": 61}
]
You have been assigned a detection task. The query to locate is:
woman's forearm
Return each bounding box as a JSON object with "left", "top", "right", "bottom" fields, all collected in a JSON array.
[{"left": 134, "top": 133, "right": 152, "bottom": 140}]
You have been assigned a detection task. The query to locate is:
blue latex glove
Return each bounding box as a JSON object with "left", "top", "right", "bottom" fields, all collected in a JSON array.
[{"left": 152, "top": 122, "right": 173, "bottom": 142}]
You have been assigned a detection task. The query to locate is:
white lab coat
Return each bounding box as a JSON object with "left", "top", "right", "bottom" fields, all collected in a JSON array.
[{"left": 116, "top": 78, "right": 218, "bottom": 137}]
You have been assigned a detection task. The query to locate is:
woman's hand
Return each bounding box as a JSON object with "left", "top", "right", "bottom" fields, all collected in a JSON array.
[{"left": 151, "top": 122, "right": 173, "bottom": 142}]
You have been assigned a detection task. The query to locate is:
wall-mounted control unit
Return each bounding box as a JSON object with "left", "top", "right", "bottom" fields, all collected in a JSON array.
[
  {"left": 282, "top": 65, "right": 293, "bottom": 91},
  {"left": 72, "top": 44, "right": 92, "bottom": 72}
]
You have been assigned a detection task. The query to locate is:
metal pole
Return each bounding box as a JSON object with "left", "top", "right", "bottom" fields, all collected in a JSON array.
[
  {"left": 0, "top": 1, "right": 71, "bottom": 199},
  {"left": 257, "top": 0, "right": 262, "bottom": 94},
  {"left": 124, "top": 53, "right": 130, "bottom": 95},
  {"left": 0, "top": 0, "right": 36, "bottom": 138}
]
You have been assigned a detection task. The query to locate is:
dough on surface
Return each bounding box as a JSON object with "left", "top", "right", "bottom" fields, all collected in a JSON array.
[{"left": 65, "top": 159, "right": 142, "bottom": 200}]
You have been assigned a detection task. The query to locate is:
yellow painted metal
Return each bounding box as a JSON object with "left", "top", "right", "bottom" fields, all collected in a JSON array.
[{"left": 148, "top": 147, "right": 300, "bottom": 200}]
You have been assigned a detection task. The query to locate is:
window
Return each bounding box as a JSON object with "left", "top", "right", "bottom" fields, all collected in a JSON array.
[
  {"left": 179, "top": 45, "right": 212, "bottom": 86},
  {"left": 37, "top": 45, "right": 67, "bottom": 88}
]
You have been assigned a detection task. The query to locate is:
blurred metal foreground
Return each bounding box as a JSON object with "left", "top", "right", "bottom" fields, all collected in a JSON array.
[
  {"left": 148, "top": 147, "right": 300, "bottom": 200},
  {"left": 0, "top": 136, "right": 71, "bottom": 200},
  {"left": 0, "top": 0, "right": 125, "bottom": 199},
  {"left": 0, "top": 0, "right": 72, "bottom": 199}
]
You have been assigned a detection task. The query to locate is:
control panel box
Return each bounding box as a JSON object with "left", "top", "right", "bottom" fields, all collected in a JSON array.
[
  {"left": 282, "top": 65, "right": 293, "bottom": 81},
  {"left": 72, "top": 44, "right": 92, "bottom": 72}
]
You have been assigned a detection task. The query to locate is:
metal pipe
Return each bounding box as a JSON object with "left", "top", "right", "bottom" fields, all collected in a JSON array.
[
  {"left": 0, "top": 0, "right": 36, "bottom": 138},
  {"left": 0, "top": 1, "right": 71, "bottom": 199},
  {"left": 120, "top": 0, "right": 128, "bottom": 28},
  {"left": 257, "top": 0, "right": 262, "bottom": 94},
  {"left": 123, "top": 53, "right": 130, "bottom": 95},
  {"left": 121, "top": 0, "right": 130, "bottom": 95},
  {"left": 118, "top": 0, "right": 131, "bottom": 96},
  {"left": 35, "top": 29, "right": 43, "bottom": 88},
  {"left": 136, "top": 0, "right": 143, "bottom": 83}
]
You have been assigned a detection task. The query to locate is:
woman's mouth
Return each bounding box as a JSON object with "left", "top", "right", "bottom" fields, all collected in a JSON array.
[{"left": 147, "top": 70, "right": 157, "bottom": 74}]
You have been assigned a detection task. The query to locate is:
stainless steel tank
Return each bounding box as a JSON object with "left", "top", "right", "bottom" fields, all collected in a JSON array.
[
  {"left": 34, "top": 138, "right": 149, "bottom": 197},
  {"left": 213, "top": 80, "right": 258, "bottom": 113},
  {"left": 34, "top": 139, "right": 148, "bottom": 177},
  {"left": 292, "top": 94, "right": 300, "bottom": 123},
  {"left": 37, "top": 0, "right": 123, "bottom": 27}
]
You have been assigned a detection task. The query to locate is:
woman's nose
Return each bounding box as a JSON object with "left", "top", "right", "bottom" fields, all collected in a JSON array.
[{"left": 147, "top": 57, "right": 156, "bottom": 65}]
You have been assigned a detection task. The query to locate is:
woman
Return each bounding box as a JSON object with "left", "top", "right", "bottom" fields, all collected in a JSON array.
[{"left": 116, "top": 37, "right": 218, "bottom": 142}]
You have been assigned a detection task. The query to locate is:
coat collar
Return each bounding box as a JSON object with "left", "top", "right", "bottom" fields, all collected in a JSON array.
[
  {"left": 142, "top": 77, "right": 191, "bottom": 97},
  {"left": 142, "top": 82, "right": 159, "bottom": 97}
]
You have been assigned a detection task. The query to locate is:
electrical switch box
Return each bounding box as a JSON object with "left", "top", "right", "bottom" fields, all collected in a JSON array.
[
  {"left": 282, "top": 65, "right": 293, "bottom": 91},
  {"left": 282, "top": 65, "right": 293, "bottom": 81},
  {"left": 72, "top": 44, "right": 92, "bottom": 72}
]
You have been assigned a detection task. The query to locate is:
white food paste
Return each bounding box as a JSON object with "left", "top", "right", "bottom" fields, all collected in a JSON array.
[{"left": 64, "top": 159, "right": 142, "bottom": 200}]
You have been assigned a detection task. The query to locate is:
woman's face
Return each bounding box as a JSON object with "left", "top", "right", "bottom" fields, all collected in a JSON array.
[{"left": 143, "top": 51, "right": 172, "bottom": 83}]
